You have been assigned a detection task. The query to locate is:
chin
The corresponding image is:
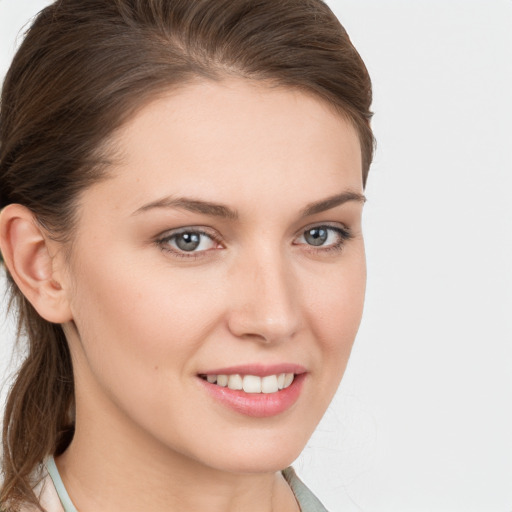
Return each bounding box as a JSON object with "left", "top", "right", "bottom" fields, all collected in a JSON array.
[
  {"left": 209, "top": 451, "right": 302, "bottom": 475},
  {"left": 193, "top": 428, "right": 313, "bottom": 475}
]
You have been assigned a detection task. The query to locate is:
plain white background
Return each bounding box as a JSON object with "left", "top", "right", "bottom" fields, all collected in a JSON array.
[{"left": 1, "top": 1, "right": 511, "bottom": 511}]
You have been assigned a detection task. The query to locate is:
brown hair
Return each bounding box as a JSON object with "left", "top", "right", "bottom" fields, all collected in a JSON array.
[{"left": 0, "top": 0, "right": 373, "bottom": 509}]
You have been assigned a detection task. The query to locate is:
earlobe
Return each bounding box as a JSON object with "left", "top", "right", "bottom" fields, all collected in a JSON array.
[{"left": 0, "top": 204, "right": 72, "bottom": 323}]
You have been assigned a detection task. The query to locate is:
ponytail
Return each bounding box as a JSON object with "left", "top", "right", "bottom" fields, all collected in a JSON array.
[{"left": 1, "top": 290, "right": 74, "bottom": 510}]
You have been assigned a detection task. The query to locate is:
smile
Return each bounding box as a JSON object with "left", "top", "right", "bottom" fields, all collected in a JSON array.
[
  {"left": 199, "top": 373, "right": 295, "bottom": 394},
  {"left": 197, "top": 366, "right": 306, "bottom": 418}
]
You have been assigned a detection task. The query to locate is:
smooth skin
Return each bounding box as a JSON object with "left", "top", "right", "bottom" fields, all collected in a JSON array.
[{"left": 0, "top": 79, "right": 366, "bottom": 512}]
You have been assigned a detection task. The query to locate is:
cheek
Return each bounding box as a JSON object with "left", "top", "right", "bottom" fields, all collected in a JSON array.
[
  {"left": 66, "top": 253, "right": 230, "bottom": 444},
  {"left": 307, "top": 255, "right": 366, "bottom": 346},
  {"left": 67, "top": 250, "right": 226, "bottom": 385},
  {"left": 301, "top": 249, "right": 366, "bottom": 393}
]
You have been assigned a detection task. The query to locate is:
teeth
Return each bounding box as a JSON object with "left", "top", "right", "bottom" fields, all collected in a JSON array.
[
  {"left": 261, "top": 375, "right": 279, "bottom": 393},
  {"left": 243, "top": 375, "right": 261, "bottom": 393},
  {"left": 204, "top": 373, "right": 296, "bottom": 393},
  {"left": 228, "top": 374, "right": 243, "bottom": 390},
  {"left": 216, "top": 374, "right": 228, "bottom": 387}
]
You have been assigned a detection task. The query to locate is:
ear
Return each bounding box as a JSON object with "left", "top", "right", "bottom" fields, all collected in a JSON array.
[{"left": 0, "top": 204, "right": 73, "bottom": 323}]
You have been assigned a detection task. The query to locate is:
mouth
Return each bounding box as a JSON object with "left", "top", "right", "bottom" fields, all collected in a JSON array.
[
  {"left": 198, "top": 372, "right": 295, "bottom": 394},
  {"left": 197, "top": 366, "right": 306, "bottom": 417}
]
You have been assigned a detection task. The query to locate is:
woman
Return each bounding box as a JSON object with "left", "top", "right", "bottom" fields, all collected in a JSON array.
[{"left": 0, "top": 0, "right": 373, "bottom": 510}]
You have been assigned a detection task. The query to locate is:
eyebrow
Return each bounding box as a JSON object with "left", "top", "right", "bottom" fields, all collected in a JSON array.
[
  {"left": 300, "top": 191, "right": 366, "bottom": 217},
  {"left": 132, "top": 190, "right": 365, "bottom": 219},
  {"left": 132, "top": 197, "right": 239, "bottom": 220}
]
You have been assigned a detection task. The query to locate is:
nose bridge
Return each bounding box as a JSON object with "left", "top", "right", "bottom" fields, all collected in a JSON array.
[{"left": 227, "top": 245, "right": 300, "bottom": 343}]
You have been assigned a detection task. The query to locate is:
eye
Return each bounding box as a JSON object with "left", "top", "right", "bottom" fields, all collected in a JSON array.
[
  {"left": 295, "top": 225, "right": 352, "bottom": 250},
  {"left": 157, "top": 229, "right": 220, "bottom": 256},
  {"left": 303, "top": 227, "right": 330, "bottom": 246}
]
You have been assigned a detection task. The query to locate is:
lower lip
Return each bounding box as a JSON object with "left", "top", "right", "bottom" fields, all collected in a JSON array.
[{"left": 198, "top": 373, "right": 306, "bottom": 418}]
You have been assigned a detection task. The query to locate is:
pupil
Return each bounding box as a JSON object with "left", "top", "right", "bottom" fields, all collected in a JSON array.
[
  {"left": 304, "top": 228, "right": 327, "bottom": 246},
  {"left": 176, "top": 233, "right": 200, "bottom": 251}
]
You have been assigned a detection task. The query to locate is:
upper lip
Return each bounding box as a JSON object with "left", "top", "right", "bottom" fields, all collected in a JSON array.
[{"left": 198, "top": 363, "right": 307, "bottom": 377}]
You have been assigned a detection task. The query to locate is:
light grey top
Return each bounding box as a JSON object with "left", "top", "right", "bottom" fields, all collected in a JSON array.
[
  {"left": 45, "top": 456, "right": 78, "bottom": 512},
  {"left": 29, "top": 457, "right": 328, "bottom": 512},
  {"left": 282, "top": 466, "right": 329, "bottom": 512}
]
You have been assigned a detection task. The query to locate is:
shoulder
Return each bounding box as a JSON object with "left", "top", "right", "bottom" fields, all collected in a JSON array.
[{"left": 282, "top": 467, "right": 329, "bottom": 512}]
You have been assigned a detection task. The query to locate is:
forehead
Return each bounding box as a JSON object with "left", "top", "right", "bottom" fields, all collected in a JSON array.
[{"left": 87, "top": 79, "right": 363, "bottom": 215}]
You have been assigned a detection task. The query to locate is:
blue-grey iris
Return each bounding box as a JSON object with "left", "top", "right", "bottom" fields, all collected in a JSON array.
[
  {"left": 176, "top": 232, "right": 201, "bottom": 251},
  {"left": 304, "top": 228, "right": 328, "bottom": 246}
]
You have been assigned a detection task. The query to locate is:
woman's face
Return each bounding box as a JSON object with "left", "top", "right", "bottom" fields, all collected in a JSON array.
[{"left": 62, "top": 79, "right": 366, "bottom": 473}]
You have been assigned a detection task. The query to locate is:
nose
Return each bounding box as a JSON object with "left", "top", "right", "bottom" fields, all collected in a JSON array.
[{"left": 226, "top": 249, "right": 301, "bottom": 344}]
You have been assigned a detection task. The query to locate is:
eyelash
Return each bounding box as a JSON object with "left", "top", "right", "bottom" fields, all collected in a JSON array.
[
  {"left": 294, "top": 224, "right": 353, "bottom": 254},
  {"left": 155, "top": 224, "right": 353, "bottom": 259},
  {"left": 156, "top": 228, "right": 222, "bottom": 260}
]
